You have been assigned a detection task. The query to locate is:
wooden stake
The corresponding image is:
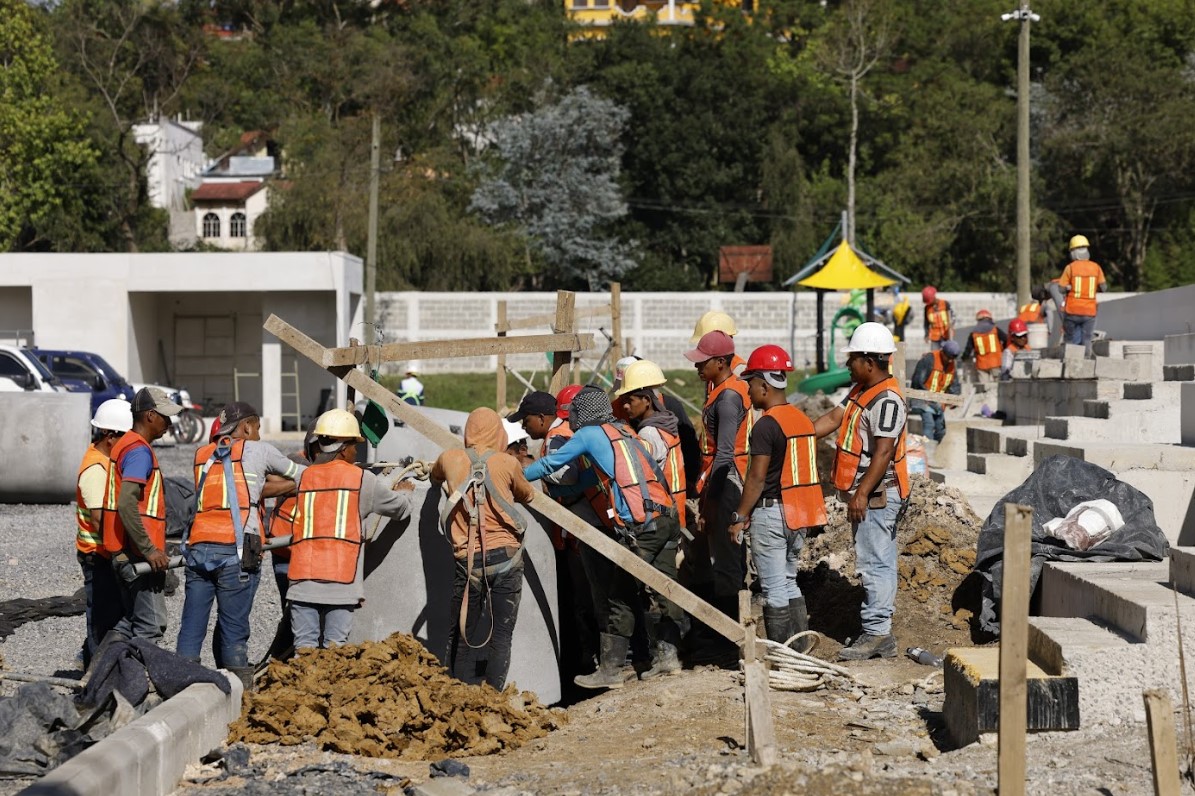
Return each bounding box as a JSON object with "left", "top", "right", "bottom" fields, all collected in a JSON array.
[
  {"left": 496, "top": 301, "right": 508, "bottom": 411},
  {"left": 740, "top": 590, "right": 776, "bottom": 767},
  {"left": 998, "top": 503, "right": 1034, "bottom": 796},
  {"left": 1144, "top": 689, "right": 1182, "bottom": 796},
  {"left": 611, "top": 282, "right": 623, "bottom": 367},
  {"left": 549, "top": 291, "right": 576, "bottom": 396}
]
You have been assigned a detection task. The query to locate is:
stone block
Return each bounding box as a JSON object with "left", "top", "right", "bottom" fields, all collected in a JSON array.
[
  {"left": 1044, "top": 417, "right": 1070, "bottom": 440},
  {"left": 1165, "top": 364, "right": 1195, "bottom": 381},
  {"left": 1063, "top": 359, "right": 1096, "bottom": 379},
  {"left": 1082, "top": 400, "right": 1109, "bottom": 419},
  {"left": 943, "top": 647, "right": 1079, "bottom": 748},
  {"left": 1064, "top": 343, "right": 1086, "bottom": 361},
  {"left": 1005, "top": 437, "right": 1030, "bottom": 457},
  {"left": 1033, "top": 359, "right": 1063, "bottom": 379},
  {"left": 1123, "top": 382, "right": 1153, "bottom": 400},
  {"left": 1094, "top": 357, "right": 1140, "bottom": 381},
  {"left": 0, "top": 391, "right": 91, "bottom": 503}
]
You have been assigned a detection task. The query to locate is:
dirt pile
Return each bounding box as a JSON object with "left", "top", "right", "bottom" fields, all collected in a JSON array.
[{"left": 229, "top": 633, "right": 566, "bottom": 759}]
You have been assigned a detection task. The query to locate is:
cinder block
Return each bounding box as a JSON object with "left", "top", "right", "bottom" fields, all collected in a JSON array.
[
  {"left": 1063, "top": 359, "right": 1096, "bottom": 379},
  {"left": 1082, "top": 400, "right": 1109, "bottom": 419},
  {"left": 1033, "top": 360, "right": 1063, "bottom": 379},
  {"left": 1091, "top": 339, "right": 1113, "bottom": 357},
  {"left": 1044, "top": 417, "right": 1069, "bottom": 440},
  {"left": 1165, "top": 364, "right": 1195, "bottom": 381},
  {"left": 1005, "top": 437, "right": 1030, "bottom": 457},
  {"left": 943, "top": 647, "right": 1079, "bottom": 748},
  {"left": 1094, "top": 357, "right": 1139, "bottom": 381},
  {"left": 1123, "top": 382, "right": 1153, "bottom": 400},
  {"left": 1064, "top": 343, "right": 1086, "bottom": 360}
]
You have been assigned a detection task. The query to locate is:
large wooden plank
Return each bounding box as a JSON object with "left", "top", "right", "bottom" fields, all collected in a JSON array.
[
  {"left": 610, "top": 282, "right": 623, "bottom": 366},
  {"left": 548, "top": 292, "right": 575, "bottom": 397},
  {"left": 744, "top": 662, "right": 777, "bottom": 766},
  {"left": 998, "top": 503, "right": 1034, "bottom": 796},
  {"left": 1143, "top": 689, "right": 1181, "bottom": 796},
  {"left": 264, "top": 314, "right": 745, "bottom": 646},
  {"left": 500, "top": 304, "right": 611, "bottom": 332},
  {"left": 322, "top": 332, "right": 596, "bottom": 367},
  {"left": 496, "top": 301, "right": 508, "bottom": 411},
  {"left": 904, "top": 387, "right": 964, "bottom": 406}
]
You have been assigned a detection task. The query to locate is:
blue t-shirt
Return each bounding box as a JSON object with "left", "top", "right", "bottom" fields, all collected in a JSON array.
[
  {"left": 524, "top": 424, "right": 637, "bottom": 525},
  {"left": 118, "top": 443, "right": 154, "bottom": 484}
]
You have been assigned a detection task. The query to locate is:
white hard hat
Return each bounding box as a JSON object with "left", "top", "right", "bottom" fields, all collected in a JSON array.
[
  {"left": 406, "top": 360, "right": 422, "bottom": 376},
  {"left": 91, "top": 399, "right": 133, "bottom": 432},
  {"left": 503, "top": 419, "right": 529, "bottom": 446},
  {"left": 840, "top": 322, "right": 897, "bottom": 355},
  {"left": 313, "top": 408, "right": 364, "bottom": 441}
]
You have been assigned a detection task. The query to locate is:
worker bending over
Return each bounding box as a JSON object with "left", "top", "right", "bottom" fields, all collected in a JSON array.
[
  {"left": 909, "top": 340, "right": 961, "bottom": 446},
  {"left": 813, "top": 323, "right": 910, "bottom": 660},
  {"left": 729, "top": 346, "right": 826, "bottom": 652},
  {"left": 962, "top": 310, "right": 1007, "bottom": 384}
]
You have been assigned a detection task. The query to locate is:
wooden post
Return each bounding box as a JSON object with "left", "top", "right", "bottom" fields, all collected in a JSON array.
[
  {"left": 549, "top": 291, "right": 576, "bottom": 396},
  {"left": 998, "top": 503, "right": 1034, "bottom": 796},
  {"left": 893, "top": 341, "right": 906, "bottom": 385},
  {"left": 1144, "top": 689, "right": 1182, "bottom": 796},
  {"left": 610, "top": 282, "right": 623, "bottom": 367},
  {"left": 346, "top": 338, "right": 360, "bottom": 405},
  {"left": 740, "top": 590, "right": 776, "bottom": 767},
  {"left": 496, "top": 301, "right": 508, "bottom": 411}
]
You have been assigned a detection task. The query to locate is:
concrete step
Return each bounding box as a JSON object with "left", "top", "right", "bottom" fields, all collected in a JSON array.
[
  {"left": 1026, "top": 616, "right": 1142, "bottom": 726},
  {"left": 1031, "top": 440, "right": 1195, "bottom": 470},
  {"left": 1038, "top": 560, "right": 1181, "bottom": 643},
  {"left": 1093, "top": 356, "right": 1142, "bottom": 381},
  {"left": 1043, "top": 413, "right": 1179, "bottom": 444},
  {"left": 965, "top": 424, "right": 1044, "bottom": 457},
  {"left": 1168, "top": 546, "right": 1195, "bottom": 596},
  {"left": 1122, "top": 381, "right": 1185, "bottom": 402},
  {"left": 966, "top": 452, "right": 1032, "bottom": 483},
  {"left": 1081, "top": 397, "right": 1176, "bottom": 421},
  {"left": 1165, "top": 364, "right": 1195, "bottom": 381}
]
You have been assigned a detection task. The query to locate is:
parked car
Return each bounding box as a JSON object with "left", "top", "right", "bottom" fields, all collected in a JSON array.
[
  {"left": 0, "top": 344, "right": 86, "bottom": 395},
  {"left": 32, "top": 349, "right": 136, "bottom": 413}
]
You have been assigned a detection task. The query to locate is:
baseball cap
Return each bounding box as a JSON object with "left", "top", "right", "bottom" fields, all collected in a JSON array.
[
  {"left": 741, "top": 370, "right": 788, "bottom": 389},
  {"left": 507, "top": 391, "right": 557, "bottom": 422},
  {"left": 131, "top": 386, "right": 182, "bottom": 417},
  {"left": 217, "top": 401, "right": 258, "bottom": 431},
  {"left": 683, "top": 330, "right": 735, "bottom": 363}
]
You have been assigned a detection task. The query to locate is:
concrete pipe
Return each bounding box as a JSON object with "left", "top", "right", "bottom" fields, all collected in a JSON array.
[{"left": 0, "top": 392, "right": 91, "bottom": 503}]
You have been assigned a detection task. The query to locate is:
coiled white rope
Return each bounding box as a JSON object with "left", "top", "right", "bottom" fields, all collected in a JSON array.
[{"left": 747, "top": 634, "right": 860, "bottom": 692}]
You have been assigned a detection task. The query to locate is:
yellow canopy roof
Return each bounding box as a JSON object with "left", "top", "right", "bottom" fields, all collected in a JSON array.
[{"left": 797, "top": 241, "right": 896, "bottom": 290}]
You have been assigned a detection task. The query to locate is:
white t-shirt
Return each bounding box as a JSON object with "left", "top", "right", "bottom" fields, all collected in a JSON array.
[{"left": 839, "top": 387, "right": 907, "bottom": 490}]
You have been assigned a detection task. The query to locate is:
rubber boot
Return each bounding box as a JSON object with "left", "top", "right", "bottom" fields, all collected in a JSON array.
[
  {"left": 574, "top": 633, "right": 630, "bottom": 690},
  {"left": 762, "top": 604, "right": 794, "bottom": 645},
  {"left": 228, "top": 666, "right": 256, "bottom": 695},
  {"left": 838, "top": 632, "right": 898, "bottom": 661},
  {"left": 640, "top": 621, "right": 682, "bottom": 680},
  {"left": 789, "top": 596, "right": 814, "bottom": 654}
]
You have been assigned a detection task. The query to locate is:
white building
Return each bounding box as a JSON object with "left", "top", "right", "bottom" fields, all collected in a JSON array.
[
  {"left": 0, "top": 252, "right": 362, "bottom": 434},
  {"left": 192, "top": 181, "right": 269, "bottom": 250},
  {"left": 132, "top": 117, "right": 207, "bottom": 247}
]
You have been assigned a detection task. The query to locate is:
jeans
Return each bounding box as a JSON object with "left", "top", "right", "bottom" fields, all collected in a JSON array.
[
  {"left": 176, "top": 543, "right": 260, "bottom": 668},
  {"left": 749, "top": 504, "right": 805, "bottom": 609},
  {"left": 447, "top": 546, "right": 524, "bottom": 690},
  {"left": 1064, "top": 314, "right": 1096, "bottom": 347},
  {"left": 911, "top": 400, "right": 946, "bottom": 442},
  {"left": 291, "top": 602, "right": 355, "bottom": 649},
  {"left": 78, "top": 551, "right": 123, "bottom": 666},
  {"left": 111, "top": 557, "right": 167, "bottom": 644},
  {"left": 264, "top": 560, "right": 294, "bottom": 660},
  {"left": 852, "top": 487, "right": 903, "bottom": 635}
]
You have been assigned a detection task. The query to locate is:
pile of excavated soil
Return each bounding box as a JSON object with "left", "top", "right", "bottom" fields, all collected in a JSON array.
[{"left": 229, "top": 633, "right": 566, "bottom": 759}]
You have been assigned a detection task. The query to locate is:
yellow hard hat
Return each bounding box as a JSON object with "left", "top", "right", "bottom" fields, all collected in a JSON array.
[
  {"left": 614, "top": 360, "right": 667, "bottom": 397},
  {"left": 313, "top": 408, "right": 364, "bottom": 441},
  {"left": 689, "top": 310, "right": 738, "bottom": 344},
  {"left": 1069, "top": 234, "right": 1090, "bottom": 250}
]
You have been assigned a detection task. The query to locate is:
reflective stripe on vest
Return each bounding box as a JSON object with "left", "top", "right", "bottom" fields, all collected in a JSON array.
[
  {"left": 699, "top": 376, "right": 751, "bottom": 487},
  {"left": 101, "top": 431, "right": 167, "bottom": 557},
  {"left": 591, "top": 423, "right": 675, "bottom": 528},
  {"left": 268, "top": 495, "right": 296, "bottom": 561},
  {"left": 831, "top": 377, "right": 910, "bottom": 499},
  {"left": 927, "top": 300, "right": 951, "bottom": 341},
  {"left": 1017, "top": 301, "right": 1043, "bottom": 323},
  {"left": 972, "top": 330, "right": 1003, "bottom": 371},
  {"left": 927, "top": 350, "right": 955, "bottom": 393},
  {"left": 659, "top": 427, "right": 687, "bottom": 529},
  {"left": 75, "top": 445, "right": 108, "bottom": 555},
  {"left": 288, "top": 460, "right": 364, "bottom": 584},
  {"left": 1064, "top": 261, "right": 1101, "bottom": 316},
  {"left": 189, "top": 439, "right": 261, "bottom": 545},
  {"left": 762, "top": 404, "right": 827, "bottom": 532}
]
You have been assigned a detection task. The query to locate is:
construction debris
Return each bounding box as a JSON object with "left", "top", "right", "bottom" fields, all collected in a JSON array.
[{"left": 229, "top": 633, "right": 567, "bottom": 759}]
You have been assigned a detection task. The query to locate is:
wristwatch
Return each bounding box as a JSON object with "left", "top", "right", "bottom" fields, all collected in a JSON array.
[{"left": 730, "top": 511, "right": 749, "bottom": 524}]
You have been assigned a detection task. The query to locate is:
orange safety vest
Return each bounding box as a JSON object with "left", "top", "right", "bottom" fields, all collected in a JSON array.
[
  {"left": 75, "top": 444, "right": 109, "bottom": 555},
  {"left": 268, "top": 494, "right": 296, "bottom": 561},
  {"left": 589, "top": 423, "right": 676, "bottom": 529},
  {"left": 542, "top": 421, "right": 584, "bottom": 549},
  {"left": 926, "top": 299, "right": 952, "bottom": 342},
  {"left": 658, "top": 427, "right": 687, "bottom": 529},
  {"left": 699, "top": 376, "right": 752, "bottom": 488},
  {"left": 832, "top": 377, "right": 910, "bottom": 499},
  {"left": 288, "top": 459, "right": 364, "bottom": 584},
  {"left": 761, "top": 405, "right": 827, "bottom": 532},
  {"left": 706, "top": 354, "right": 748, "bottom": 394},
  {"left": 101, "top": 432, "right": 167, "bottom": 557},
  {"left": 971, "top": 329, "right": 1003, "bottom": 371},
  {"left": 1061, "top": 260, "right": 1103, "bottom": 317},
  {"left": 1017, "top": 302, "right": 1044, "bottom": 323},
  {"left": 189, "top": 439, "right": 262, "bottom": 546},
  {"left": 926, "top": 350, "right": 956, "bottom": 393}
]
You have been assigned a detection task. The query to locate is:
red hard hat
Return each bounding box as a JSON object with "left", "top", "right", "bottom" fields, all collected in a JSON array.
[
  {"left": 976, "top": 309, "right": 993, "bottom": 321},
  {"left": 921, "top": 286, "right": 937, "bottom": 303},
  {"left": 555, "top": 384, "right": 583, "bottom": 420},
  {"left": 1008, "top": 318, "right": 1029, "bottom": 335},
  {"left": 744, "top": 344, "right": 794, "bottom": 373}
]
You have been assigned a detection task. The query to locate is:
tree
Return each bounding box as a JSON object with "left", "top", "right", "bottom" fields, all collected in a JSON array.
[
  {"left": 0, "top": 0, "right": 97, "bottom": 251},
  {"left": 470, "top": 87, "right": 635, "bottom": 290}
]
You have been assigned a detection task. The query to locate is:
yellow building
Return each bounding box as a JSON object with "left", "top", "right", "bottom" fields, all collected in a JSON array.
[{"left": 567, "top": 0, "right": 751, "bottom": 33}]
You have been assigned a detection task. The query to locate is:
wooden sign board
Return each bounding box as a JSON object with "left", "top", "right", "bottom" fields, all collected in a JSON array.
[{"left": 719, "top": 245, "right": 773, "bottom": 284}]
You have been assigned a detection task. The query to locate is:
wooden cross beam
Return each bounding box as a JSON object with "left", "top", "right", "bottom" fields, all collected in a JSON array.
[
  {"left": 904, "top": 387, "right": 965, "bottom": 407},
  {"left": 499, "top": 304, "right": 612, "bottom": 333},
  {"left": 263, "top": 313, "right": 746, "bottom": 645},
  {"left": 322, "top": 331, "right": 595, "bottom": 368}
]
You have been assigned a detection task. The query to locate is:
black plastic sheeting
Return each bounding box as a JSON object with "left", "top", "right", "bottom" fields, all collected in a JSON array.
[
  {"left": 79, "top": 639, "right": 230, "bottom": 708},
  {"left": 0, "top": 590, "right": 85, "bottom": 641},
  {"left": 975, "top": 455, "right": 1170, "bottom": 634}
]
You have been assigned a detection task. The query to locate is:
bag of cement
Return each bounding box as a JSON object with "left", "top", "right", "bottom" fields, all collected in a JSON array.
[
  {"left": 905, "top": 435, "right": 928, "bottom": 476},
  {"left": 1043, "top": 499, "right": 1124, "bottom": 551}
]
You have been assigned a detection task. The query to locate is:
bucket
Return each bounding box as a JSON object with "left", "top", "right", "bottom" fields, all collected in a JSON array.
[
  {"left": 1027, "top": 322, "right": 1048, "bottom": 351},
  {"left": 1123, "top": 344, "right": 1153, "bottom": 380}
]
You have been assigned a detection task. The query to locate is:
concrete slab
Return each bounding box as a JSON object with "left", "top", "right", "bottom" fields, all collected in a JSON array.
[
  {"left": 1042, "top": 413, "right": 1179, "bottom": 444},
  {"left": 1168, "top": 547, "right": 1195, "bottom": 596},
  {"left": 1164, "top": 332, "right": 1195, "bottom": 366},
  {"left": 0, "top": 391, "right": 91, "bottom": 503},
  {"left": 1115, "top": 469, "right": 1195, "bottom": 546},
  {"left": 1039, "top": 560, "right": 1177, "bottom": 643},
  {"left": 1093, "top": 357, "right": 1140, "bottom": 381},
  {"left": 965, "top": 452, "right": 1032, "bottom": 484},
  {"left": 1026, "top": 616, "right": 1141, "bottom": 726},
  {"left": 23, "top": 679, "right": 243, "bottom": 796}
]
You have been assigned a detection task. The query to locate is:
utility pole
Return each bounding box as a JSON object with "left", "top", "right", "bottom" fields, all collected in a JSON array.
[
  {"left": 1004, "top": 4, "right": 1039, "bottom": 308},
  {"left": 365, "top": 112, "right": 381, "bottom": 342}
]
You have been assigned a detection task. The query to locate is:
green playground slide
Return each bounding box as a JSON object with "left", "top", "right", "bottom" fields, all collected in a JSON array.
[{"left": 795, "top": 306, "right": 863, "bottom": 395}]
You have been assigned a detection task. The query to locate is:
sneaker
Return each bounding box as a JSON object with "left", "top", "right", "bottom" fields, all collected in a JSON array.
[{"left": 837, "top": 633, "right": 897, "bottom": 661}]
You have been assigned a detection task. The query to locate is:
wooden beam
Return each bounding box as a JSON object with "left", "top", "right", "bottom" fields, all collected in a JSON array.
[
  {"left": 263, "top": 313, "right": 745, "bottom": 646},
  {"left": 322, "top": 332, "right": 595, "bottom": 368},
  {"left": 610, "top": 282, "right": 623, "bottom": 367},
  {"left": 744, "top": 662, "right": 777, "bottom": 767},
  {"left": 998, "top": 503, "right": 1034, "bottom": 796},
  {"left": 904, "top": 387, "right": 965, "bottom": 407},
  {"left": 892, "top": 342, "right": 906, "bottom": 384},
  {"left": 502, "top": 304, "right": 611, "bottom": 332},
  {"left": 1144, "top": 689, "right": 1182, "bottom": 796},
  {"left": 496, "top": 301, "right": 508, "bottom": 411},
  {"left": 548, "top": 291, "right": 576, "bottom": 396}
]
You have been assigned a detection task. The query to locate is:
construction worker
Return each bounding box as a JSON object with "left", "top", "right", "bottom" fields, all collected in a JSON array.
[
  {"left": 812, "top": 323, "right": 909, "bottom": 661},
  {"left": 690, "top": 311, "right": 746, "bottom": 377},
  {"left": 1017, "top": 288, "right": 1047, "bottom": 324},
  {"left": 1057, "top": 235, "right": 1108, "bottom": 349},
  {"left": 432, "top": 407, "right": 537, "bottom": 689},
  {"left": 1001, "top": 318, "right": 1032, "bottom": 380},
  {"left": 921, "top": 286, "right": 954, "bottom": 350},
  {"left": 909, "top": 340, "right": 961, "bottom": 446},
  {"left": 175, "top": 401, "right": 303, "bottom": 689},
  {"left": 288, "top": 409, "right": 415, "bottom": 649},
  {"left": 101, "top": 387, "right": 181, "bottom": 645},
  {"left": 398, "top": 362, "right": 425, "bottom": 405},
  {"left": 613, "top": 360, "right": 687, "bottom": 534},
  {"left": 524, "top": 386, "right": 685, "bottom": 689},
  {"left": 729, "top": 346, "right": 826, "bottom": 652},
  {"left": 76, "top": 399, "right": 132, "bottom": 668},
  {"left": 685, "top": 330, "right": 751, "bottom": 635},
  {"left": 503, "top": 419, "right": 534, "bottom": 466},
  {"left": 891, "top": 290, "right": 912, "bottom": 342},
  {"left": 961, "top": 310, "right": 1007, "bottom": 384},
  {"left": 610, "top": 354, "right": 702, "bottom": 486}
]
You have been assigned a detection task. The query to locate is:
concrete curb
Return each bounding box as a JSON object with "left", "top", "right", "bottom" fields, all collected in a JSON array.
[{"left": 21, "top": 675, "right": 243, "bottom": 796}]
